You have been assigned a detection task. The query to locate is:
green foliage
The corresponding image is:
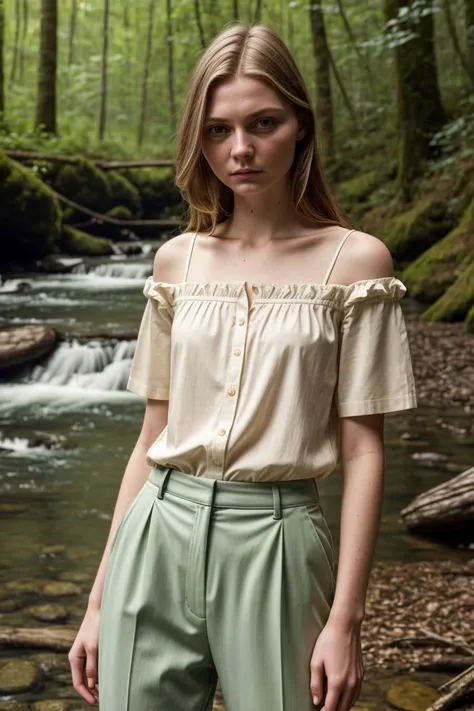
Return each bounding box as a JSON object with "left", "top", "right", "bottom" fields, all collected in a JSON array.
[
  {"left": 0, "top": 149, "right": 61, "bottom": 266},
  {"left": 58, "top": 225, "right": 113, "bottom": 256}
]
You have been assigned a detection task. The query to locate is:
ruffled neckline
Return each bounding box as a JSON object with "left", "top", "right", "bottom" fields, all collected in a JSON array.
[{"left": 143, "top": 276, "right": 407, "bottom": 310}]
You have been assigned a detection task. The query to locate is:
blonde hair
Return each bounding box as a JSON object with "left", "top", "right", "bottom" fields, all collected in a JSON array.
[{"left": 174, "top": 23, "right": 351, "bottom": 234}]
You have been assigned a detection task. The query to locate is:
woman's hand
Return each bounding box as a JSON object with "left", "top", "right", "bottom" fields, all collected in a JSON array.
[
  {"left": 68, "top": 605, "right": 100, "bottom": 705},
  {"left": 309, "top": 618, "right": 364, "bottom": 711}
]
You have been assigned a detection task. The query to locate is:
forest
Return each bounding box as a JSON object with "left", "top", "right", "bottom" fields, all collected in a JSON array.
[{"left": 0, "top": 1, "right": 473, "bottom": 711}]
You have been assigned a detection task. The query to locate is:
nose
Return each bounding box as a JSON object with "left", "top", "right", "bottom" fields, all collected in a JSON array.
[{"left": 230, "top": 129, "right": 254, "bottom": 161}]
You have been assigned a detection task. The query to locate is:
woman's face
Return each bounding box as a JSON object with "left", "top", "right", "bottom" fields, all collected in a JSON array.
[{"left": 201, "top": 75, "right": 304, "bottom": 196}]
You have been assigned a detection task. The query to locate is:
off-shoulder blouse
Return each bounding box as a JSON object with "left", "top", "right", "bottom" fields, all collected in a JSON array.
[{"left": 126, "top": 231, "right": 417, "bottom": 482}]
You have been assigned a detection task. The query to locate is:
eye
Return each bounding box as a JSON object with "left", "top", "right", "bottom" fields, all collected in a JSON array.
[
  {"left": 256, "top": 117, "right": 277, "bottom": 130},
  {"left": 205, "top": 125, "right": 228, "bottom": 136}
]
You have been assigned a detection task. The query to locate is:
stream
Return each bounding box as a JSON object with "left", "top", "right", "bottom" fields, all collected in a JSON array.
[{"left": 0, "top": 239, "right": 472, "bottom": 710}]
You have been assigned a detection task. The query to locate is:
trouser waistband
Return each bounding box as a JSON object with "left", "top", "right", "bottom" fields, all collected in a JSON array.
[{"left": 148, "top": 465, "right": 319, "bottom": 520}]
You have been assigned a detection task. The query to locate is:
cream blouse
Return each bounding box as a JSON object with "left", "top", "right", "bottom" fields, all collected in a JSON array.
[{"left": 127, "top": 230, "right": 417, "bottom": 482}]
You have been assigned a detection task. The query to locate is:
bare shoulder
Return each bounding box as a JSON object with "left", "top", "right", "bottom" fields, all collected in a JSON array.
[
  {"left": 152, "top": 232, "right": 195, "bottom": 283},
  {"left": 337, "top": 230, "right": 394, "bottom": 284}
]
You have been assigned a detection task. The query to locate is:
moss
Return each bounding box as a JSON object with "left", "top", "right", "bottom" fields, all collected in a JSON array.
[
  {"left": 58, "top": 225, "right": 113, "bottom": 256},
  {"left": 0, "top": 149, "right": 61, "bottom": 267},
  {"left": 121, "top": 167, "right": 182, "bottom": 220},
  {"left": 337, "top": 171, "right": 378, "bottom": 204},
  {"left": 422, "top": 261, "right": 474, "bottom": 322},
  {"left": 104, "top": 205, "right": 133, "bottom": 221},
  {"left": 106, "top": 171, "right": 141, "bottom": 217},
  {"left": 384, "top": 196, "right": 453, "bottom": 261},
  {"left": 402, "top": 196, "right": 474, "bottom": 302},
  {"left": 53, "top": 158, "right": 111, "bottom": 214}
]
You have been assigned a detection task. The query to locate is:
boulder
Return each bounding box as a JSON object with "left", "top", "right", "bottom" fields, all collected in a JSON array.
[
  {"left": 384, "top": 196, "right": 453, "bottom": 262},
  {"left": 0, "top": 325, "right": 57, "bottom": 371},
  {"left": 0, "top": 659, "right": 42, "bottom": 694},
  {"left": 403, "top": 196, "right": 474, "bottom": 303},
  {"left": 422, "top": 260, "right": 474, "bottom": 322},
  {"left": 0, "top": 149, "right": 61, "bottom": 267},
  {"left": 58, "top": 225, "right": 113, "bottom": 256}
]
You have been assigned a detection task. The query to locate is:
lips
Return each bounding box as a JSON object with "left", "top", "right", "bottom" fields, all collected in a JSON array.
[{"left": 232, "top": 170, "right": 261, "bottom": 175}]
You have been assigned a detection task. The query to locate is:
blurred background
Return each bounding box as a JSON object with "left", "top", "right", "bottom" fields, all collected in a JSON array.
[{"left": 0, "top": 1, "right": 473, "bottom": 709}]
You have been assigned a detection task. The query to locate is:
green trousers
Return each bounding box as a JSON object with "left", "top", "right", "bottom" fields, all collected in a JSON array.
[{"left": 98, "top": 465, "right": 336, "bottom": 711}]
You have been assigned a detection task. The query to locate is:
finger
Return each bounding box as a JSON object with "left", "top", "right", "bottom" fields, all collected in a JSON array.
[
  {"left": 69, "top": 654, "right": 97, "bottom": 705},
  {"left": 310, "top": 659, "right": 325, "bottom": 707},
  {"left": 336, "top": 686, "right": 355, "bottom": 711},
  {"left": 321, "top": 683, "right": 341, "bottom": 711},
  {"left": 347, "top": 679, "right": 363, "bottom": 710},
  {"left": 86, "top": 645, "right": 98, "bottom": 692}
]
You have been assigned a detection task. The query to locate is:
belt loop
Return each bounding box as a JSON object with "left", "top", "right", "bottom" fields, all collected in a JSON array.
[
  {"left": 157, "top": 466, "right": 173, "bottom": 499},
  {"left": 272, "top": 485, "right": 282, "bottom": 520},
  {"left": 209, "top": 479, "right": 217, "bottom": 509}
]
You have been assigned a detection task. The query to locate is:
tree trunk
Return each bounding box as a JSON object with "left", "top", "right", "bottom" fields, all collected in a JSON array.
[
  {"left": 193, "top": 0, "right": 206, "bottom": 49},
  {"left": 308, "top": 1, "right": 335, "bottom": 162},
  {"left": 253, "top": 0, "right": 262, "bottom": 23},
  {"left": 400, "top": 467, "right": 474, "bottom": 545},
  {"left": 35, "top": 0, "right": 57, "bottom": 135},
  {"left": 233, "top": 0, "right": 239, "bottom": 20},
  {"left": 137, "top": 0, "right": 155, "bottom": 147},
  {"left": 384, "top": 0, "right": 446, "bottom": 200},
  {"left": 466, "top": 0, "right": 474, "bottom": 80},
  {"left": 98, "top": 0, "right": 109, "bottom": 142},
  {"left": 9, "top": 0, "right": 20, "bottom": 91},
  {"left": 336, "top": 0, "right": 377, "bottom": 101},
  {"left": 19, "top": 0, "right": 28, "bottom": 83},
  {"left": 443, "top": 0, "right": 474, "bottom": 89},
  {"left": 67, "top": 0, "right": 77, "bottom": 66},
  {"left": 167, "top": 0, "right": 176, "bottom": 136},
  {"left": 0, "top": 0, "right": 4, "bottom": 117}
]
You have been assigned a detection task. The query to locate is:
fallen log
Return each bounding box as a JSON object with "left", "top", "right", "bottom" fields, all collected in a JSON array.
[
  {"left": 0, "top": 626, "right": 76, "bottom": 651},
  {"left": 400, "top": 466, "right": 474, "bottom": 544},
  {"left": 4, "top": 149, "right": 175, "bottom": 170},
  {"left": 426, "top": 664, "right": 474, "bottom": 711}
]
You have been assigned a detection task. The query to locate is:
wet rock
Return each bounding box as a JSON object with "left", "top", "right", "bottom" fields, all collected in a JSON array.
[
  {"left": 31, "top": 701, "right": 73, "bottom": 711},
  {"left": 0, "top": 659, "right": 42, "bottom": 694},
  {"left": 385, "top": 680, "right": 439, "bottom": 709},
  {"left": 5, "top": 579, "right": 45, "bottom": 595},
  {"left": 28, "top": 604, "right": 69, "bottom": 622},
  {"left": 38, "top": 545, "right": 67, "bottom": 559},
  {"left": 0, "top": 325, "right": 57, "bottom": 371},
  {"left": 411, "top": 452, "right": 449, "bottom": 468},
  {"left": 0, "top": 703, "right": 30, "bottom": 711},
  {"left": 0, "top": 597, "right": 24, "bottom": 612},
  {"left": 0, "top": 504, "right": 28, "bottom": 514},
  {"left": 37, "top": 255, "right": 84, "bottom": 274},
  {"left": 30, "top": 652, "right": 69, "bottom": 674},
  {"left": 58, "top": 571, "right": 91, "bottom": 583},
  {"left": 29, "top": 433, "right": 73, "bottom": 451},
  {"left": 42, "top": 582, "right": 81, "bottom": 597}
]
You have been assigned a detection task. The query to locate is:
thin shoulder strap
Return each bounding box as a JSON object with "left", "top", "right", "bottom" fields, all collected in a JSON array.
[
  {"left": 183, "top": 232, "right": 198, "bottom": 282},
  {"left": 322, "top": 229, "right": 357, "bottom": 285}
]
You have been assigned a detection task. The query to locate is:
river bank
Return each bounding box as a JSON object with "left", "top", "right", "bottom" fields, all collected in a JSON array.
[{"left": 405, "top": 314, "right": 474, "bottom": 412}]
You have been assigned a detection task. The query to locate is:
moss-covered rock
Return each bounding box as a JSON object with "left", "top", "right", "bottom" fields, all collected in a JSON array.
[
  {"left": 403, "top": 196, "right": 474, "bottom": 302},
  {"left": 0, "top": 149, "right": 61, "bottom": 266},
  {"left": 58, "top": 225, "right": 113, "bottom": 256},
  {"left": 54, "top": 158, "right": 111, "bottom": 214},
  {"left": 422, "top": 260, "right": 474, "bottom": 322},
  {"left": 105, "top": 205, "right": 133, "bottom": 221},
  {"left": 384, "top": 196, "right": 453, "bottom": 262},
  {"left": 121, "top": 167, "right": 182, "bottom": 219},
  {"left": 106, "top": 171, "right": 141, "bottom": 217},
  {"left": 337, "top": 170, "right": 379, "bottom": 205}
]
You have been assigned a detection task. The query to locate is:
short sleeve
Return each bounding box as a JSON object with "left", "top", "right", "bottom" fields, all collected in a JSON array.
[
  {"left": 126, "top": 278, "right": 174, "bottom": 399},
  {"left": 336, "top": 278, "right": 417, "bottom": 417}
]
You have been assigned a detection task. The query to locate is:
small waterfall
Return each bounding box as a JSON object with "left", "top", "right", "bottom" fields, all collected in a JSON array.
[
  {"left": 72, "top": 263, "right": 151, "bottom": 279},
  {"left": 14, "top": 339, "right": 138, "bottom": 391}
]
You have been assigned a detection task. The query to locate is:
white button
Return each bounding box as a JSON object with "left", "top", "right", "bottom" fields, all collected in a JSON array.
[
  {"left": 234, "top": 349, "right": 241, "bottom": 356},
  {"left": 252, "top": 285, "right": 258, "bottom": 294},
  {"left": 238, "top": 318, "right": 245, "bottom": 325},
  {"left": 213, "top": 458, "right": 222, "bottom": 467},
  {"left": 218, "top": 428, "right": 226, "bottom": 436},
  {"left": 227, "top": 387, "right": 236, "bottom": 397}
]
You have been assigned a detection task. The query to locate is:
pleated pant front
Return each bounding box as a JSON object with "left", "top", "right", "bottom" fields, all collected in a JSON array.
[{"left": 98, "top": 464, "right": 336, "bottom": 711}]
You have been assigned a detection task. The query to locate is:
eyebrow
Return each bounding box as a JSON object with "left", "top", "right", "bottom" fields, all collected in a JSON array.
[{"left": 204, "top": 106, "right": 286, "bottom": 123}]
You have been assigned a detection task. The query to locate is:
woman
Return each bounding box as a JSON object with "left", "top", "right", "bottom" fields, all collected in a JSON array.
[{"left": 69, "top": 23, "right": 417, "bottom": 711}]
